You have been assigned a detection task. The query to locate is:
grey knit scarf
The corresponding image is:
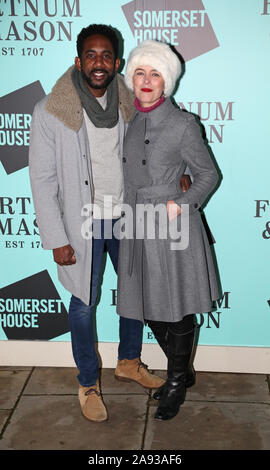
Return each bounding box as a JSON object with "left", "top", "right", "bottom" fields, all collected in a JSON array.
[{"left": 71, "top": 67, "right": 119, "bottom": 128}]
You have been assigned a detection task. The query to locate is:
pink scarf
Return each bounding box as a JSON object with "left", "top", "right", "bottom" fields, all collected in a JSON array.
[{"left": 134, "top": 96, "right": 165, "bottom": 113}]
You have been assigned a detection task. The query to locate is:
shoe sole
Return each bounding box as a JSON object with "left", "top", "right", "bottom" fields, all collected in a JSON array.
[
  {"left": 154, "top": 413, "right": 177, "bottom": 421},
  {"left": 81, "top": 409, "right": 108, "bottom": 423},
  {"left": 115, "top": 374, "right": 163, "bottom": 390}
]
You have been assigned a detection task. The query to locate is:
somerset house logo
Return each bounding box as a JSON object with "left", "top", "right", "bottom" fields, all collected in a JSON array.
[
  {"left": 0, "top": 270, "right": 69, "bottom": 340},
  {"left": 122, "top": 0, "right": 219, "bottom": 62},
  {"left": 0, "top": 81, "right": 45, "bottom": 174}
]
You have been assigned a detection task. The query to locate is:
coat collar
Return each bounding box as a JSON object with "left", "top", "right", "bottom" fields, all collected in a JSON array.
[
  {"left": 133, "top": 97, "right": 176, "bottom": 126},
  {"left": 46, "top": 66, "right": 135, "bottom": 132}
]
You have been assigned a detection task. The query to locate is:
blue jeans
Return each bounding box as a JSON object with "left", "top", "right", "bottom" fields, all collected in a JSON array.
[{"left": 68, "top": 219, "right": 143, "bottom": 387}]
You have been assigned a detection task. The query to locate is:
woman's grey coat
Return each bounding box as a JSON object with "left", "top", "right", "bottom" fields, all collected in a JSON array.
[
  {"left": 117, "top": 98, "right": 221, "bottom": 323},
  {"left": 29, "top": 66, "right": 134, "bottom": 305}
]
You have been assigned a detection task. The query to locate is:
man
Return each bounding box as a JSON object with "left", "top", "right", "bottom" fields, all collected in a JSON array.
[{"left": 29, "top": 24, "right": 166, "bottom": 423}]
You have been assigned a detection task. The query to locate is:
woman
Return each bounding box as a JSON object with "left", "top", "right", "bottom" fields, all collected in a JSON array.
[{"left": 116, "top": 40, "right": 221, "bottom": 421}]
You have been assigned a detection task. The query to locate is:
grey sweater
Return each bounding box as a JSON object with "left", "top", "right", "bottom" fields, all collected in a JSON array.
[{"left": 83, "top": 93, "right": 123, "bottom": 219}]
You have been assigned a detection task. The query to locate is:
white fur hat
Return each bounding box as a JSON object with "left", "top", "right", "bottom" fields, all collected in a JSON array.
[{"left": 124, "top": 40, "right": 182, "bottom": 97}]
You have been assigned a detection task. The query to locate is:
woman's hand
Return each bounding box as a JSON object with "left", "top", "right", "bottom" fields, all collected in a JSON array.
[{"left": 166, "top": 200, "right": 181, "bottom": 221}]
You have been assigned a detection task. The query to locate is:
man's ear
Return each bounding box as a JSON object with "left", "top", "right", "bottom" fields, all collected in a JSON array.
[
  {"left": 75, "top": 56, "right": 81, "bottom": 72},
  {"left": 115, "top": 58, "right": 120, "bottom": 72}
]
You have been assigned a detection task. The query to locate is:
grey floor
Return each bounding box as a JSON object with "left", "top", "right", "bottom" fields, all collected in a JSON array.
[{"left": 0, "top": 366, "right": 270, "bottom": 451}]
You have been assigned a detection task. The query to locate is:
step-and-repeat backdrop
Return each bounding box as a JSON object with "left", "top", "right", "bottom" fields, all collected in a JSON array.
[{"left": 0, "top": 0, "right": 269, "bottom": 349}]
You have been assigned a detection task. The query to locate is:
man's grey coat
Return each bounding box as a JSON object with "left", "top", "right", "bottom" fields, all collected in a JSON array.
[
  {"left": 29, "top": 66, "right": 134, "bottom": 305},
  {"left": 117, "top": 98, "right": 221, "bottom": 323}
]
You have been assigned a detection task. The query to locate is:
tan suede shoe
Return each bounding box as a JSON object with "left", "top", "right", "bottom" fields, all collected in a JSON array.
[
  {"left": 79, "top": 381, "right": 107, "bottom": 422},
  {"left": 115, "top": 358, "right": 165, "bottom": 389}
]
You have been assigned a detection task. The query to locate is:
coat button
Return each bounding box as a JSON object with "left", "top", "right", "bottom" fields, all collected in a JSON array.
[
  {"left": 85, "top": 180, "right": 88, "bottom": 185},
  {"left": 194, "top": 203, "right": 198, "bottom": 208},
  {"left": 123, "top": 157, "right": 126, "bottom": 163},
  {"left": 142, "top": 159, "right": 146, "bottom": 165},
  {"left": 144, "top": 139, "right": 149, "bottom": 144},
  {"left": 121, "top": 211, "right": 125, "bottom": 217}
]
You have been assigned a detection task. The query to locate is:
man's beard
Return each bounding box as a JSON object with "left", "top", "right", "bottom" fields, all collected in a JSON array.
[{"left": 81, "top": 68, "right": 116, "bottom": 90}]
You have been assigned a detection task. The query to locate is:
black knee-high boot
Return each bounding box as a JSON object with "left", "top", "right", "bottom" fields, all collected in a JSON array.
[
  {"left": 147, "top": 320, "right": 196, "bottom": 400},
  {"left": 147, "top": 321, "right": 169, "bottom": 356},
  {"left": 154, "top": 327, "right": 195, "bottom": 421}
]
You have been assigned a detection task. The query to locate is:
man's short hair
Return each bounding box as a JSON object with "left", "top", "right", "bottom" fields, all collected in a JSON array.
[{"left": 76, "top": 24, "right": 119, "bottom": 59}]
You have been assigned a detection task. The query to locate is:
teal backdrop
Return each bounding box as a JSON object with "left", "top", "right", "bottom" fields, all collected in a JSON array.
[{"left": 0, "top": 0, "right": 269, "bottom": 347}]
